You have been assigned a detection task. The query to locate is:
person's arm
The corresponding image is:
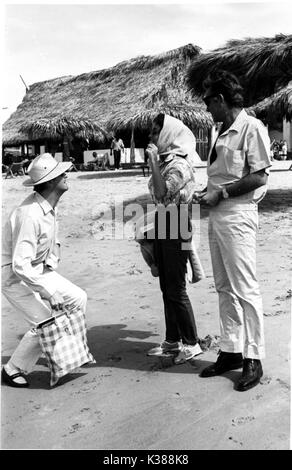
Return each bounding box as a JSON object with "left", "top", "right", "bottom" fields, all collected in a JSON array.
[
  {"left": 146, "top": 144, "right": 167, "bottom": 200},
  {"left": 201, "top": 120, "right": 271, "bottom": 207},
  {"left": 11, "top": 213, "right": 64, "bottom": 309},
  {"left": 193, "top": 187, "right": 207, "bottom": 203},
  {"left": 200, "top": 169, "right": 268, "bottom": 207},
  {"left": 223, "top": 169, "right": 268, "bottom": 197}
]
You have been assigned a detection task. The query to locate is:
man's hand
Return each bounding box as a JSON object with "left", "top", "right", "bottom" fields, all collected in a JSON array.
[
  {"left": 145, "top": 143, "right": 159, "bottom": 164},
  {"left": 49, "top": 292, "right": 65, "bottom": 311},
  {"left": 199, "top": 189, "right": 222, "bottom": 207},
  {"left": 46, "top": 252, "right": 60, "bottom": 270}
]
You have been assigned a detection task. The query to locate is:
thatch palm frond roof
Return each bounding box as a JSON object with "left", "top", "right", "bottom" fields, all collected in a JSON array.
[
  {"left": 3, "top": 44, "right": 210, "bottom": 146},
  {"left": 108, "top": 82, "right": 213, "bottom": 132},
  {"left": 187, "top": 34, "right": 292, "bottom": 106},
  {"left": 108, "top": 102, "right": 213, "bottom": 133},
  {"left": 20, "top": 116, "right": 107, "bottom": 141},
  {"left": 249, "top": 82, "right": 292, "bottom": 123}
]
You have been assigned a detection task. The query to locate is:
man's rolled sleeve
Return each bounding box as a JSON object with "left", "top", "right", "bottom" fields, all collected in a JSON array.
[{"left": 247, "top": 123, "right": 272, "bottom": 174}]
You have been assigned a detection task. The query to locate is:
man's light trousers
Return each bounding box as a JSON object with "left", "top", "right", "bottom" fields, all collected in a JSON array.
[
  {"left": 2, "top": 265, "right": 87, "bottom": 373},
  {"left": 208, "top": 206, "right": 265, "bottom": 359}
]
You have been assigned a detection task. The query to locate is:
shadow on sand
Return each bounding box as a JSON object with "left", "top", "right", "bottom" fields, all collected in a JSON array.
[{"left": 1, "top": 323, "right": 241, "bottom": 389}]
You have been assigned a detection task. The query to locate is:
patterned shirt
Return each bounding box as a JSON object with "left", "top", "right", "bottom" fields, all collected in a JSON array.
[{"left": 148, "top": 154, "right": 196, "bottom": 206}]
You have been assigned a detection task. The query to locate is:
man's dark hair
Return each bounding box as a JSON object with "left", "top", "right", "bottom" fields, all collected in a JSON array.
[
  {"left": 203, "top": 70, "right": 244, "bottom": 108},
  {"left": 34, "top": 181, "right": 50, "bottom": 193},
  {"left": 153, "top": 113, "right": 165, "bottom": 131}
]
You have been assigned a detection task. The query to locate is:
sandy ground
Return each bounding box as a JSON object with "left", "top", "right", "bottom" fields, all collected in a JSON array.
[{"left": 1, "top": 163, "right": 291, "bottom": 450}]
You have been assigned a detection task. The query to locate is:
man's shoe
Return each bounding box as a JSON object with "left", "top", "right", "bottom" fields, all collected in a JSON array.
[
  {"left": 200, "top": 351, "right": 243, "bottom": 377},
  {"left": 1, "top": 367, "right": 29, "bottom": 388},
  {"left": 174, "top": 342, "right": 203, "bottom": 364},
  {"left": 147, "top": 341, "right": 182, "bottom": 357},
  {"left": 236, "top": 359, "right": 263, "bottom": 391}
]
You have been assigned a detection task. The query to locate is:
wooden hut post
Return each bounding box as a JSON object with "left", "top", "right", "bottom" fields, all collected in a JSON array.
[
  {"left": 62, "top": 134, "right": 71, "bottom": 161},
  {"left": 130, "top": 125, "right": 135, "bottom": 164}
]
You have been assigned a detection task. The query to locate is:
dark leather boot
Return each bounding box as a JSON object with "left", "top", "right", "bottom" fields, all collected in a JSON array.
[
  {"left": 236, "top": 358, "right": 263, "bottom": 391},
  {"left": 200, "top": 351, "right": 243, "bottom": 377}
]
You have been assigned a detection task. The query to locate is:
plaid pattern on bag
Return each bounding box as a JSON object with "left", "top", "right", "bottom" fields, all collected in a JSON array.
[{"left": 37, "top": 308, "right": 95, "bottom": 387}]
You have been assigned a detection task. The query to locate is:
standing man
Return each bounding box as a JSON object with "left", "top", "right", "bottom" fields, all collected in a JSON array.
[
  {"left": 2, "top": 153, "right": 88, "bottom": 387},
  {"left": 194, "top": 70, "right": 271, "bottom": 391},
  {"left": 110, "top": 136, "right": 124, "bottom": 170}
]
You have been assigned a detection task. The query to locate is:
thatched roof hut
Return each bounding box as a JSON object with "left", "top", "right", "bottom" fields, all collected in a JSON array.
[
  {"left": 3, "top": 44, "right": 213, "bottom": 148},
  {"left": 187, "top": 34, "right": 292, "bottom": 106},
  {"left": 249, "top": 82, "right": 292, "bottom": 124}
]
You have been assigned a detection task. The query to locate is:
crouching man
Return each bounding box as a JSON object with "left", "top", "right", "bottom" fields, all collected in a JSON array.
[{"left": 2, "top": 153, "right": 87, "bottom": 387}]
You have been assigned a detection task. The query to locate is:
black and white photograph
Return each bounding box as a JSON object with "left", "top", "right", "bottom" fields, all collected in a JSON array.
[{"left": 1, "top": 0, "right": 291, "bottom": 453}]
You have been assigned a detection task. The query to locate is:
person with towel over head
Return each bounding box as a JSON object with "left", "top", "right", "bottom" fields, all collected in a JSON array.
[{"left": 145, "top": 113, "right": 204, "bottom": 364}]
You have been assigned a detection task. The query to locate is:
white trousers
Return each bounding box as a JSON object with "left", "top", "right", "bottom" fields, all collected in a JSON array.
[
  {"left": 2, "top": 265, "right": 87, "bottom": 373},
  {"left": 208, "top": 207, "right": 265, "bottom": 359}
]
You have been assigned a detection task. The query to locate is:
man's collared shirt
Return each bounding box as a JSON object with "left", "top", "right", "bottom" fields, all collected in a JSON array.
[
  {"left": 2, "top": 192, "right": 59, "bottom": 299},
  {"left": 148, "top": 154, "right": 195, "bottom": 206},
  {"left": 207, "top": 109, "right": 271, "bottom": 205}
]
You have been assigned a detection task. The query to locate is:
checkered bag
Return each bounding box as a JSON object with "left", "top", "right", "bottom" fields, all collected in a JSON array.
[{"left": 37, "top": 307, "right": 95, "bottom": 387}]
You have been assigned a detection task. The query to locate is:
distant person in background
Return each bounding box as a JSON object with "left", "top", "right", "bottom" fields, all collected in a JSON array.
[
  {"left": 269, "top": 139, "right": 276, "bottom": 161},
  {"left": 2, "top": 152, "right": 14, "bottom": 170},
  {"left": 84, "top": 151, "right": 110, "bottom": 171},
  {"left": 22, "top": 154, "right": 35, "bottom": 174},
  {"left": 83, "top": 151, "right": 99, "bottom": 170},
  {"left": 97, "top": 152, "right": 110, "bottom": 170},
  {"left": 94, "top": 152, "right": 110, "bottom": 170},
  {"left": 69, "top": 156, "right": 78, "bottom": 172},
  {"left": 272, "top": 140, "right": 280, "bottom": 160},
  {"left": 111, "top": 136, "right": 124, "bottom": 170},
  {"left": 279, "top": 140, "right": 288, "bottom": 160},
  {"left": 282, "top": 140, "right": 288, "bottom": 159}
]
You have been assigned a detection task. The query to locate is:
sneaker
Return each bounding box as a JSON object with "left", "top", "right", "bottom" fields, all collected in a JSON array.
[
  {"left": 147, "top": 341, "right": 182, "bottom": 357},
  {"left": 174, "top": 343, "right": 203, "bottom": 364}
]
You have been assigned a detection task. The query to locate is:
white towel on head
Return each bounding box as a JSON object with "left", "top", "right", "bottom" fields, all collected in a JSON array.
[{"left": 157, "top": 114, "right": 202, "bottom": 170}]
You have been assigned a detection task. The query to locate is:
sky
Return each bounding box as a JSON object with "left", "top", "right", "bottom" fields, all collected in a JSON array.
[{"left": 1, "top": 0, "right": 292, "bottom": 123}]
